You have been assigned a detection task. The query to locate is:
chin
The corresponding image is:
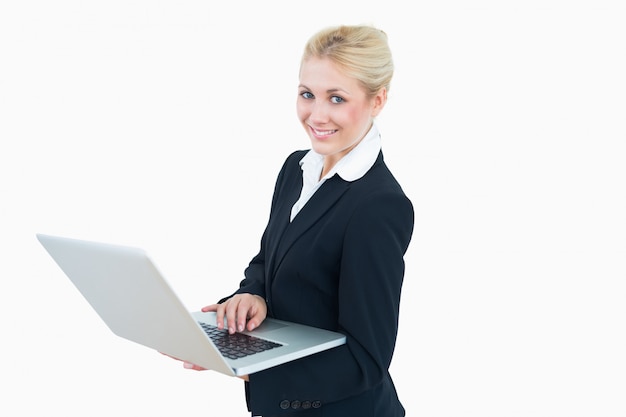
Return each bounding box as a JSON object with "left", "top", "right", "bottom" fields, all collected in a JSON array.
[{"left": 310, "top": 142, "right": 333, "bottom": 156}]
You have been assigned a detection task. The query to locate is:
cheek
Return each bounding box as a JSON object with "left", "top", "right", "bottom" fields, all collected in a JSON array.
[
  {"left": 296, "top": 104, "right": 307, "bottom": 123},
  {"left": 341, "top": 106, "right": 363, "bottom": 127}
]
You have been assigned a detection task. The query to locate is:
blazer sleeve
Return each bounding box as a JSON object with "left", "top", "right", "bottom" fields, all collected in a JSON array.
[{"left": 245, "top": 187, "right": 414, "bottom": 416}]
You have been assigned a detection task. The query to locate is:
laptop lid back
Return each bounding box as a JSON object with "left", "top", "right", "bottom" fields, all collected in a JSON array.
[{"left": 36, "top": 233, "right": 234, "bottom": 376}]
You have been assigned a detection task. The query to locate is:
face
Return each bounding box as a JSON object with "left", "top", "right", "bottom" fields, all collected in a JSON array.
[{"left": 297, "top": 57, "right": 386, "bottom": 169}]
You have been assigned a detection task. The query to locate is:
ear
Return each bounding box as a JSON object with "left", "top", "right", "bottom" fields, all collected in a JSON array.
[{"left": 371, "top": 87, "right": 387, "bottom": 117}]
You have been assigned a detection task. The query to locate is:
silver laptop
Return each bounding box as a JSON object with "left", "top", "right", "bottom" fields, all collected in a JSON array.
[{"left": 36, "top": 233, "right": 346, "bottom": 376}]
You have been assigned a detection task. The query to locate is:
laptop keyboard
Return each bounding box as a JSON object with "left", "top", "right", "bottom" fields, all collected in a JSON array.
[{"left": 198, "top": 322, "right": 283, "bottom": 360}]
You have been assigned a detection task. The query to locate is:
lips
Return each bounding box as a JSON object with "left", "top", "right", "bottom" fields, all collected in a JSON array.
[{"left": 310, "top": 126, "right": 338, "bottom": 138}]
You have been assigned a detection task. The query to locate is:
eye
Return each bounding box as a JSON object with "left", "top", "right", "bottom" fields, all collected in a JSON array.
[
  {"left": 330, "top": 96, "right": 345, "bottom": 104},
  {"left": 300, "top": 91, "right": 314, "bottom": 99}
]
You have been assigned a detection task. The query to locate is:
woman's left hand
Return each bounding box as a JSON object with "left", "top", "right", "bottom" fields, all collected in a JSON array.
[
  {"left": 183, "top": 361, "right": 248, "bottom": 381},
  {"left": 162, "top": 353, "right": 249, "bottom": 381}
]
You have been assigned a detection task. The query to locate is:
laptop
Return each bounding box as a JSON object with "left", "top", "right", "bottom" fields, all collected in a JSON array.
[{"left": 36, "top": 233, "right": 346, "bottom": 376}]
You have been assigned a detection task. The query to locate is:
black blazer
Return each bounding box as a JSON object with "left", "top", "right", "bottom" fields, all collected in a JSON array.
[{"left": 228, "top": 149, "right": 414, "bottom": 417}]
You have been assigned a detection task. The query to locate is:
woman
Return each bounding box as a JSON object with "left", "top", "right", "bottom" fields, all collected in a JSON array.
[{"left": 185, "top": 24, "right": 414, "bottom": 416}]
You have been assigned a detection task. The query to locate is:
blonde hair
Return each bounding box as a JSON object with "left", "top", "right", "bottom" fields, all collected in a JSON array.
[{"left": 301, "top": 25, "right": 394, "bottom": 98}]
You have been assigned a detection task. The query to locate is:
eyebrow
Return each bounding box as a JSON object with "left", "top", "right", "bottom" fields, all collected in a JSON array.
[{"left": 298, "top": 84, "right": 351, "bottom": 95}]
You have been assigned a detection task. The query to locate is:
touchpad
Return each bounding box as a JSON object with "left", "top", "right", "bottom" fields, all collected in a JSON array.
[{"left": 252, "top": 319, "right": 287, "bottom": 333}]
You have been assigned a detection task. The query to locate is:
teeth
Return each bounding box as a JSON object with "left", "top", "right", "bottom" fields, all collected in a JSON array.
[{"left": 313, "top": 128, "right": 336, "bottom": 136}]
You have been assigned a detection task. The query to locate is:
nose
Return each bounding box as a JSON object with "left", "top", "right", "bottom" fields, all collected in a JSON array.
[{"left": 309, "top": 101, "right": 330, "bottom": 124}]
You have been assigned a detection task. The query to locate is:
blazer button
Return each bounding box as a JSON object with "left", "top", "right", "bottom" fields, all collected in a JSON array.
[
  {"left": 312, "top": 400, "right": 322, "bottom": 408},
  {"left": 291, "top": 400, "right": 301, "bottom": 409},
  {"left": 301, "top": 400, "right": 311, "bottom": 409},
  {"left": 280, "top": 400, "right": 290, "bottom": 409}
]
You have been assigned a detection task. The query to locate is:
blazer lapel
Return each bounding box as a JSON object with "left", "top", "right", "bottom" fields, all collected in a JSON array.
[{"left": 268, "top": 175, "right": 350, "bottom": 277}]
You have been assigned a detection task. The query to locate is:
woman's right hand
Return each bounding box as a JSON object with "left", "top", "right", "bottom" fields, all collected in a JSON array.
[{"left": 202, "top": 293, "right": 267, "bottom": 334}]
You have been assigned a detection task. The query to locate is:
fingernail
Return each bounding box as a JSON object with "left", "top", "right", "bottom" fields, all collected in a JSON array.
[
  {"left": 238, "top": 324, "right": 244, "bottom": 332},
  {"left": 183, "top": 362, "right": 194, "bottom": 369}
]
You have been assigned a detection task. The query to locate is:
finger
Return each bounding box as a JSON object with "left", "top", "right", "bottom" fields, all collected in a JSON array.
[
  {"left": 183, "top": 361, "right": 206, "bottom": 371},
  {"left": 214, "top": 301, "right": 228, "bottom": 330},
  {"left": 225, "top": 299, "right": 241, "bottom": 334},
  {"left": 247, "top": 314, "right": 261, "bottom": 331},
  {"left": 246, "top": 296, "right": 267, "bottom": 331},
  {"left": 246, "top": 308, "right": 266, "bottom": 331},
  {"left": 238, "top": 295, "right": 262, "bottom": 332},
  {"left": 236, "top": 302, "right": 249, "bottom": 333}
]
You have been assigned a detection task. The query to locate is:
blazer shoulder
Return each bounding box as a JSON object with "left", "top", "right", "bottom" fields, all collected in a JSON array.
[
  {"left": 285, "top": 149, "right": 308, "bottom": 165},
  {"left": 274, "top": 149, "right": 307, "bottom": 178},
  {"left": 359, "top": 154, "right": 410, "bottom": 197}
]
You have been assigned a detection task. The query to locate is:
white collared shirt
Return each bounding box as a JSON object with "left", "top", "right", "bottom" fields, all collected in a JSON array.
[{"left": 290, "top": 123, "right": 382, "bottom": 221}]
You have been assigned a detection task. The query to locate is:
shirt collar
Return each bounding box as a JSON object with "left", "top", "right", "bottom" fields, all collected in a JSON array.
[{"left": 299, "top": 122, "right": 382, "bottom": 182}]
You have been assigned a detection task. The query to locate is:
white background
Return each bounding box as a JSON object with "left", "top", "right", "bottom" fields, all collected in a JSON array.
[{"left": 1, "top": 1, "right": 625, "bottom": 416}]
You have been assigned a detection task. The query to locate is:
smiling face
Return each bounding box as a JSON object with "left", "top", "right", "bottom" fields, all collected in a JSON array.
[{"left": 297, "top": 57, "right": 386, "bottom": 175}]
